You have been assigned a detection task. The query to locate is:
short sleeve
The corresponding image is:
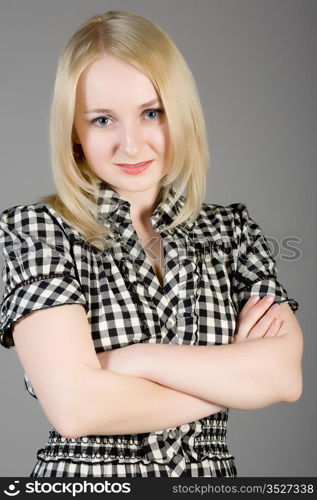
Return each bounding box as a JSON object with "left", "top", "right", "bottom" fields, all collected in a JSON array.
[
  {"left": 231, "top": 203, "right": 299, "bottom": 315},
  {"left": 0, "top": 204, "right": 87, "bottom": 349}
]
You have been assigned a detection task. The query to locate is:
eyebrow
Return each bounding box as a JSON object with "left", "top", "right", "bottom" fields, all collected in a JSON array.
[{"left": 84, "top": 99, "right": 161, "bottom": 114}]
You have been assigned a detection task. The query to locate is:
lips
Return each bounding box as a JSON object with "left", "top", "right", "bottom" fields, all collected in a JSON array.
[
  {"left": 115, "top": 160, "right": 153, "bottom": 167},
  {"left": 115, "top": 160, "right": 153, "bottom": 175}
]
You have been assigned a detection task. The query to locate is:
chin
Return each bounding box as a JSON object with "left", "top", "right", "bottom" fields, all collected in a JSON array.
[{"left": 112, "top": 174, "right": 164, "bottom": 192}]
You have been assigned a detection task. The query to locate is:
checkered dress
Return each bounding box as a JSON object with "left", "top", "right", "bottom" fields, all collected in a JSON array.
[{"left": 0, "top": 180, "right": 299, "bottom": 477}]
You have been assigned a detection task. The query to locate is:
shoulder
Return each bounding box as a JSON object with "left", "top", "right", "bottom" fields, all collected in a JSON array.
[
  {"left": 0, "top": 202, "right": 76, "bottom": 242},
  {"left": 0, "top": 202, "right": 81, "bottom": 257},
  {"left": 201, "top": 201, "right": 249, "bottom": 224},
  {"left": 193, "top": 201, "right": 250, "bottom": 243}
]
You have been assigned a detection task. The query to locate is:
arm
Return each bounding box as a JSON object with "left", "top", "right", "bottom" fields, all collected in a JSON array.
[
  {"left": 125, "top": 303, "right": 303, "bottom": 410},
  {"left": 76, "top": 368, "right": 225, "bottom": 438},
  {"left": 12, "top": 303, "right": 224, "bottom": 440}
]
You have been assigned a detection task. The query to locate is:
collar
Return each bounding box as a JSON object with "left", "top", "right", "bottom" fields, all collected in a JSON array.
[{"left": 96, "top": 179, "right": 185, "bottom": 229}]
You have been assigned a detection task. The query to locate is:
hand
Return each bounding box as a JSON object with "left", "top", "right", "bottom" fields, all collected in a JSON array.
[
  {"left": 233, "top": 295, "right": 282, "bottom": 344},
  {"left": 96, "top": 343, "right": 145, "bottom": 376}
]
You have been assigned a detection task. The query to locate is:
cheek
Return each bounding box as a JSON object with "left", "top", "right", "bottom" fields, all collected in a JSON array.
[
  {"left": 151, "top": 125, "right": 169, "bottom": 154},
  {"left": 82, "top": 131, "right": 112, "bottom": 158}
]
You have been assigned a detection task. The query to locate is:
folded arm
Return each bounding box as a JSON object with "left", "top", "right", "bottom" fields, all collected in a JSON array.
[
  {"left": 104, "top": 303, "right": 303, "bottom": 411},
  {"left": 76, "top": 369, "right": 225, "bottom": 438},
  {"left": 12, "top": 304, "right": 225, "bottom": 439}
]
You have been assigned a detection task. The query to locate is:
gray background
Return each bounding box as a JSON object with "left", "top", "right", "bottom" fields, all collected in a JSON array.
[{"left": 0, "top": 0, "right": 315, "bottom": 477}]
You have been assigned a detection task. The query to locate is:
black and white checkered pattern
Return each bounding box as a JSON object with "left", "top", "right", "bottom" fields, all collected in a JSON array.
[{"left": 0, "top": 179, "right": 299, "bottom": 477}]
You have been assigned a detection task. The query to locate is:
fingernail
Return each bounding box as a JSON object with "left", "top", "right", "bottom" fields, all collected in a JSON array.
[
  {"left": 265, "top": 295, "right": 275, "bottom": 302},
  {"left": 252, "top": 295, "right": 260, "bottom": 303}
]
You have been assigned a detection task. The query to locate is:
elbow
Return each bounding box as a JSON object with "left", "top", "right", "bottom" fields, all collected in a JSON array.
[
  {"left": 280, "top": 326, "right": 304, "bottom": 404},
  {"left": 48, "top": 392, "right": 90, "bottom": 440},
  {"left": 61, "top": 427, "right": 86, "bottom": 441},
  {"left": 56, "top": 370, "right": 111, "bottom": 439},
  {"left": 55, "top": 421, "right": 79, "bottom": 440},
  {"left": 55, "top": 409, "right": 89, "bottom": 440},
  {"left": 49, "top": 406, "right": 85, "bottom": 440},
  {"left": 59, "top": 366, "right": 105, "bottom": 439},
  {"left": 53, "top": 402, "right": 91, "bottom": 440},
  {"left": 36, "top": 397, "right": 85, "bottom": 440},
  {"left": 285, "top": 383, "right": 303, "bottom": 403},
  {"left": 282, "top": 370, "right": 303, "bottom": 403},
  {"left": 36, "top": 365, "right": 104, "bottom": 440}
]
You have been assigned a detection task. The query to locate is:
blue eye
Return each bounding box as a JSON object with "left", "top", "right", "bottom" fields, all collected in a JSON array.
[
  {"left": 91, "top": 116, "right": 112, "bottom": 127},
  {"left": 144, "top": 108, "right": 164, "bottom": 120},
  {"left": 90, "top": 108, "right": 164, "bottom": 128}
]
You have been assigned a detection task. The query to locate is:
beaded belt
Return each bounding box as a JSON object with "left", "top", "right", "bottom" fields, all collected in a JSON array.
[{"left": 36, "top": 411, "right": 235, "bottom": 465}]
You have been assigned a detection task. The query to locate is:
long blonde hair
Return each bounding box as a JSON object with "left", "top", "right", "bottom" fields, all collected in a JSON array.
[{"left": 40, "top": 10, "right": 210, "bottom": 250}]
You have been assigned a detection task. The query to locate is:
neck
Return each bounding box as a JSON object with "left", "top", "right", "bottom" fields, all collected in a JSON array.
[{"left": 119, "top": 185, "right": 162, "bottom": 227}]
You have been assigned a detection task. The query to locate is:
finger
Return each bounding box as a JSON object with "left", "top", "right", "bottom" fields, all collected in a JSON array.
[
  {"left": 238, "top": 295, "right": 261, "bottom": 321},
  {"left": 264, "top": 317, "right": 282, "bottom": 337},
  {"left": 237, "top": 295, "right": 276, "bottom": 339},
  {"left": 245, "top": 295, "right": 277, "bottom": 327},
  {"left": 248, "top": 303, "right": 281, "bottom": 339}
]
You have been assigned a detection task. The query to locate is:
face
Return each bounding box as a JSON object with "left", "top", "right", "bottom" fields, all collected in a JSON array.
[{"left": 73, "top": 54, "right": 169, "bottom": 201}]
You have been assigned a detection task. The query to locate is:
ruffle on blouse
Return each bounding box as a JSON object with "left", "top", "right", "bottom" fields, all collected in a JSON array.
[
  {"left": 103, "top": 219, "right": 236, "bottom": 348},
  {"left": 158, "top": 224, "right": 237, "bottom": 346}
]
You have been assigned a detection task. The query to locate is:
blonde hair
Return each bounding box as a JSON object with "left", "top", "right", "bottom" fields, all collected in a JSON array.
[{"left": 40, "top": 10, "right": 210, "bottom": 250}]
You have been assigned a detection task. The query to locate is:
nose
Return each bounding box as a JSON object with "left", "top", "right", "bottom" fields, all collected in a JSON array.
[{"left": 117, "top": 120, "right": 144, "bottom": 157}]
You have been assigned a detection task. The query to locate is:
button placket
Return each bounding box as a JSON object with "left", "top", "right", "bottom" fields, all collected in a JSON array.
[{"left": 173, "top": 239, "right": 201, "bottom": 345}]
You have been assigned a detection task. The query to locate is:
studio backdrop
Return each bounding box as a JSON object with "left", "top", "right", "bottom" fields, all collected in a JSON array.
[{"left": 0, "top": 0, "right": 315, "bottom": 477}]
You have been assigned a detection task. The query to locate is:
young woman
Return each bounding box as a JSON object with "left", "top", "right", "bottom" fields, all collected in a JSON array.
[{"left": 0, "top": 10, "right": 303, "bottom": 478}]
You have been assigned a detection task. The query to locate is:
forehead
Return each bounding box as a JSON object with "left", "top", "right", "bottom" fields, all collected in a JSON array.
[{"left": 76, "top": 54, "right": 159, "bottom": 105}]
